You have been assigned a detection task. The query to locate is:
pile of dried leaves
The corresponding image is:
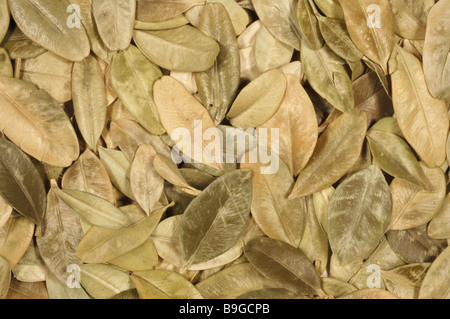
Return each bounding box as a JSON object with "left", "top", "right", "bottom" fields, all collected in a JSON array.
[{"left": 0, "top": 0, "right": 449, "bottom": 300}]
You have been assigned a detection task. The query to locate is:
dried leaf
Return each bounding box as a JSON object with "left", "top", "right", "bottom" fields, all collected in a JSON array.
[
  {"left": 108, "top": 239, "right": 159, "bottom": 272},
  {"left": 339, "top": 288, "right": 399, "bottom": 299},
  {"left": 257, "top": 74, "right": 318, "bottom": 176},
  {"left": 2, "top": 26, "right": 47, "bottom": 60},
  {"left": 338, "top": 0, "right": 394, "bottom": 74},
  {"left": 12, "top": 240, "right": 47, "bottom": 283},
  {"left": 206, "top": 0, "right": 249, "bottom": 36},
  {"left": 20, "top": 51, "right": 73, "bottom": 103},
  {"left": 136, "top": 0, "right": 204, "bottom": 22},
  {"left": 0, "top": 138, "right": 46, "bottom": 225},
  {"left": 8, "top": 0, "right": 90, "bottom": 61},
  {"left": 110, "top": 45, "right": 164, "bottom": 135},
  {"left": 72, "top": 55, "right": 107, "bottom": 150},
  {"left": 36, "top": 182, "right": 83, "bottom": 285},
  {"left": 252, "top": 0, "right": 302, "bottom": 50},
  {"left": 422, "top": 0, "right": 450, "bottom": 100},
  {"left": 92, "top": 0, "right": 135, "bottom": 51},
  {"left": 244, "top": 237, "right": 323, "bottom": 296},
  {"left": 381, "top": 263, "right": 430, "bottom": 299},
  {"left": 0, "top": 48, "right": 13, "bottom": 78},
  {"left": 392, "top": 46, "right": 449, "bottom": 168},
  {"left": 297, "top": 0, "right": 323, "bottom": 50},
  {"left": 241, "top": 151, "right": 306, "bottom": 247},
  {"left": 45, "top": 270, "right": 90, "bottom": 299},
  {"left": 388, "top": 162, "right": 446, "bottom": 230},
  {"left": 301, "top": 40, "right": 354, "bottom": 113},
  {"left": 328, "top": 165, "right": 392, "bottom": 265},
  {"left": 390, "top": 0, "right": 434, "bottom": 40},
  {"left": 0, "top": 77, "right": 79, "bottom": 167},
  {"left": 80, "top": 264, "right": 134, "bottom": 299},
  {"left": 0, "top": 256, "right": 10, "bottom": 299},
  {"left": 419, "top": 246, "right": 450, "bottom": 299},
  {"left": 227, "top": 69, "right": 287, "bottom": 129},
  {"left": 387, "top": 225, "right": 448, "bottom": 264},
  {"left": 196, "top": 263, "right": 277, "bottom": 298},
  {"left": 195, "top": 2, "right": 240, "bottom": 124},
  {"left": 289, "top": 109, "right": 368, "bottom": 198},
  {"left": 76, "top": 205, "right": 169, "bottom": 263},
  {"left": 134, "top": 26, "right": 220, "bottom": 72},
  {"left": 57, "top": 188, "right": 130, "bottom": 230},
  {"left": 0, "top": 0, "right": 9, "bottom": 43},
  {"left": 428, "top": 194, "right": 450, "bottom": 239},
  {"left": 153, "top": 75, "right": 223, "bottom": 171},
  {"left": 320, "top": 277, "right": 357, "bottom": 298},
  {"left": 0, "top": 216, "right": 35, "bottom": 269},
  {"left": 180, "top": 170, "right": 251, "bottom": 266},
  {"left": 6, "top": 278, "right": 48, "bottom": 299}
]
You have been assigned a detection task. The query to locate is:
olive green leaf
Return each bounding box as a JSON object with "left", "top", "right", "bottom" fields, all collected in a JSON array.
[
  {"left": 0, "top": 48, "right": 13, "bottom": 78},
  {"left": 131, "top": 270, "right": 203, "bottom": 299},
  {"left": 80, "top": 264, "right": 134, "bottom": 299},
  {"left": 0, "top": 77, "right": 79, "bottom": 167},
  {"left": 320, "top": 277, "right": 357, "bottom": 298},
  {"left": 252, "top": 0, "right": 302, "bottom": 50},
  {"left": 98, "top": 147, "right": 134, "bottom": 199},
  {"left": 45, "top": 270, "right": 90, "bottom": 299},
  {"left": 244, "top": 237, "right": 324, "bottom": 296},
  {"left": 381, "top": 263, "right": 430, "bottom": 299},
  {"left": 0, "top": 256, "right": 11, "bottom": 299},
  {"left": 0, "top": 216, "right": 35, "bottom": 269},
  {"left": 289, "top": 109, "right": 367, "bottom": 198},
  {"left": 92, "top": 0, "right": 135, "bottom": 51},
  {"left": 108, "top": 239, "right": 159, "bottom": 272},
  {"left": 428, "top": 194, "right": 450, "bottom": 239},
  {"left": 257, "top": 74, "right": 318, "bottom": 176},
  {"left": 153, "top": 153, "right": 201, "bottom": 196},
  {"left": 110, "top": 45, "right": 164, "bottom": 135},
  {"left": 299, "top": 196, "right": 329, "bottom": 275},
  {"left": 76, "top": 205, "right": 169, "bottom": 263},
  {"left": 153, "top": 75, "right": 223, "bottom": 171},
  {"left": 179, "top": 168, "right": 216, "bottom": 190},
  {"left": 328, "top": 165, "right": 392, "bottom": 266},
  {"left": 8, "top": 0, "right": 90, "bottom": 61},
  {"left": 392, "top": 45, "right": 449, "bottom": 168},
  {"left": 0, "top": 0, "right": 9, "bottom": 43},
  {"left": 62, "top": 149, "right": 115, "bottom": 204},
  {"left": 366, "top": 130, "right": 429, "bottom": 189},
  {"left": 109, "top": 119, "right": 171, "bottom": 162},
  {"left": 301, "top": 40, "right": 354, "bottom": 113},
  {"left": 338, "top": 0, "right": 394, "bottom": 74},
  {"left": 68, "top": 0, "right": 111, "bottom": 62},
  {"left": 2, "top": 26, "right": 47, "bottom": 60},
  {"left": 20, "top": 51, "right": 73, "bottom": 103},
  {"left": 196, "top": 263, "right": 278, "bottom": 298},
  {"left": 151, "top": 215, "right": 244, "bottom": 270},
  {"left": 422, "top": 0, "right": 450, "bottom": 100},
  {"left": 226, "top": 69, "right": 287, "bottom": 129},
  {"left": 387, "top": 225, "right": 448, "bottom": 264},
  {"left": 195, "top": 2, "right": 240, "bottom": 124},
  {"left": 390, "top": 0, "right": 434, "bottom": 40},
  {"left": 253, "top": 25, "right": 294, "bottom": 73},
  {"left": 136, "top": 0, "right": 204, "bottom": 23},
  {"left": 134, "top": 14, "right": 189, "bottom": 30},
  {"left": 0, "top": 138, "right": 46, "bottom": 225},
  {"left": 297, "top": 0, "right": 323, "bottom": 50},
  {"left": 317, "top": 16, "right": 363, "bottom": 63},
  {"left": 339, "top": 288, "right": 399, "bottom": 299},
  {"left": 241, "top": 152, "right": 306, "bottom": 247},
  {"left": 353, "top": 71, "right": 393, "bottom": 125},
  {"left": 72, "top": 55, "right": 107, "bottom": 150},
  {"left": 314, "top": 0, "right": 344, "bottom": 19},
  {"left": 134, "top": 26, "right": 220, "bottom": 72},
  {"left": 419, "top": 246, "right": 450, "bottom": 299},
  {"left": 388, "top": 162, "right": 446, "bottom": 230},
  {"left": 180, "top": 170, "right": 251, "bottom": 267},
  {"left": 130, "top": 144, "right": 164, "bottom": 215},
  {"left": 206, "top": 0, "right": 250, "bottom": 36},
  {"left": 36, "top": 181, "right": 83, "bottom": 285},
  {"left": 57, "top": 188, "right": 130, "bottom": 230}
]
